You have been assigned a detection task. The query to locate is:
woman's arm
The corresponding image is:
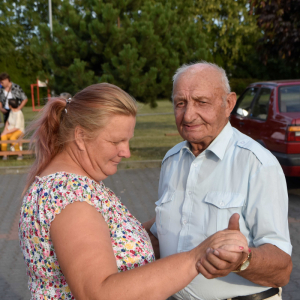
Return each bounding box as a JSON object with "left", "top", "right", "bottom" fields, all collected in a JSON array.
[
  {"left": 2, "top": 127, "right": 18, "bottom": 135},
  {"left": 51, "top": 203, "right": 248, "bottom": 300}
]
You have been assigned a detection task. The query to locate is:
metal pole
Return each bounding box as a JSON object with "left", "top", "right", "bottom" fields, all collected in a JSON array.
[
  {"left": 48, "top": 0, "right": 53, "bottom": 37},
  {"left": 48, "top": 0, "right": 54, "bottom": 97}
]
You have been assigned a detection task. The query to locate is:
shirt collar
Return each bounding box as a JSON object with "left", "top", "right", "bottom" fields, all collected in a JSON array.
[
  {"left": 206, "top": 122, "right": 233, "bottom": 160},
  {"left": 181, "top": 122, "right": 233, "bottom": 160}
]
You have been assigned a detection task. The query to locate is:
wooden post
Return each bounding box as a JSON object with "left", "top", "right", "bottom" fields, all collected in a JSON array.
[{"left": 37, "top": 79, "right": 40, "bottom": 106}]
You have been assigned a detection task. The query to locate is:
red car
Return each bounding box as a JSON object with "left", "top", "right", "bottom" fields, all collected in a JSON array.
[{"left": 231, "top": 80, "right": 300, "bottom": 177}]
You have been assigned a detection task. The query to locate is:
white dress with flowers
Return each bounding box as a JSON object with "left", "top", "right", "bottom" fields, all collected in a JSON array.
[{"left": 19, "top": 172, "right": 155, "bottom": 300}]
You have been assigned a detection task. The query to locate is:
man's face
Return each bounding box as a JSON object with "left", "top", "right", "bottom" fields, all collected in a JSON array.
[
  {"left": 0, "top": 79, "right": 10, "bottom": 88},
  {"left": 173, "top": 67, "right": 235, "bottom": 155}
]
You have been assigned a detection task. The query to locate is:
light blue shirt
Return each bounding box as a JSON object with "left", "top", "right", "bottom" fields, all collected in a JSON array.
[{"left": 151, "top": 122, "right": 292, "bottom": 300}]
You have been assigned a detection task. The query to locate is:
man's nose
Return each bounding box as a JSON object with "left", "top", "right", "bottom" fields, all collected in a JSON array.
[{"left": 183, "top": 102, "right": 196, "bottom": 123}]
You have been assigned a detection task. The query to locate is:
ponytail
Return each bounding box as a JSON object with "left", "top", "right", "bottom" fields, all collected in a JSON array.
[{"left": 24, "top": 98, "right": 66, "bottom": 193}]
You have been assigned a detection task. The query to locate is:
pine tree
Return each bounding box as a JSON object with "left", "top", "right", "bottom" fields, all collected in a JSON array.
[{"left": 24, "top": 0, "right": 210, "bottom": 104}]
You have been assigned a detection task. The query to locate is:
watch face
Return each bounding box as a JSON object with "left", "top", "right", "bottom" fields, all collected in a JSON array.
[{"left": 240, "top": 259, "right": 250, "bottom": 271}]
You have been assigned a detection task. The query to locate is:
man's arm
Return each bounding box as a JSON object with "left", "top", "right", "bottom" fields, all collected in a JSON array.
[
  {"left": 0, "top": 102, "right": 7, "bottom": 114},
  {"left": 143, "top": 217, "right": 160, "bottom": 259},
  {"left": 240, "top": 244, "right": 292, "bottom": 287},
  {"left": 199, "top": 164, "right": 292, "bottom": 287},
  {"left": 199, "top": 244, "right": 292, "bottom": 287},
  {"left": 17, "top": 98, "right": 28, "bottom": 110}
]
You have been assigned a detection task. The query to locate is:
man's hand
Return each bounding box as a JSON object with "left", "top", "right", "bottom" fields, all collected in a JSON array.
[
  {"left": 196, "top": 213, "right": 248, "bottom": 279},
  {"left": 227, "top": 213, "right": 240, "bottom": 230}
]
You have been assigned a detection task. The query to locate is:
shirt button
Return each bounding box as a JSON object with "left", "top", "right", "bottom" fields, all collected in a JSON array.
[
  {"left": 220, "top": 201, "right": 225, "bottom": 206},
  {"left": 240, "top": 141, "right": 245, "bottom": 145},
  {"left": 183, "top": 219, "right": 187, "bottom": 225},
  {"left": 193, "top": 163, "right": 198, "bottom": 167},
  {"left": 188, "top": 191, "right": 192, "bottom": 195}
]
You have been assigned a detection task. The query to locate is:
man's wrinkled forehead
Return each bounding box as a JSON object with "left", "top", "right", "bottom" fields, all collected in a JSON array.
[{"left": 172, "top": 66, "right": 223, "bottom": 98}]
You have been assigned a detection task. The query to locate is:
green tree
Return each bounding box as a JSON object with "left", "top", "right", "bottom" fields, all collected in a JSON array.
[
  {"left": 194, "top": 0, "right": 260, "bottom": 68},
  {"left": 24, "top": 0, "right": 210, "bottom": 105},
  {"left": 100, "top": 0, "right": 210, "bottom": 105},
  {"left": 0, "top": 1, "right": 17, "bottom": 57}
]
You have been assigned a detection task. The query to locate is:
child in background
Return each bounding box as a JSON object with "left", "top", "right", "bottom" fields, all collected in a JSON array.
[{"left": 1, "top": 98, "right": 25, "bottom": 160}]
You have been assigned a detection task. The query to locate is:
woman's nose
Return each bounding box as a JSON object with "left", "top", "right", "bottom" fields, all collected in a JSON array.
[{"left": 119, "top": 142, "right": 131, "bottom": 158}]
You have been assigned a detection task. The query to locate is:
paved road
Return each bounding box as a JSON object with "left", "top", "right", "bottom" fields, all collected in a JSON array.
[{"left": 0, "top": 170, "right": 299, "bottom": 299}]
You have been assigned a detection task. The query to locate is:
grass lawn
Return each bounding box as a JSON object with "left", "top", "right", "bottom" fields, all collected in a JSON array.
[{"left": 0, "top": 100, "right": 183, "bottom": 167}]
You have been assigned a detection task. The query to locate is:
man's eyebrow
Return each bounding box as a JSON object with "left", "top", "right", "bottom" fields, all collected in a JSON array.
[
  {"left": 173, "top": 96, "right": 186, "bottom": 102},
  {"left": 193, "top": 95, "right": 210, "bottom": 101}
]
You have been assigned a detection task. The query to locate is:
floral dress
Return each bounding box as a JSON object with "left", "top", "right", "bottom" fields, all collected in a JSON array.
[{"left": 19, "top": 172, "right": 155, "bottom": 299}]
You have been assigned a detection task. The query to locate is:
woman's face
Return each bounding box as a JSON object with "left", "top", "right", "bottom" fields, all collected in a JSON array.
[{"left": 83, "top": 114, "right": 136, "bottom": 181}]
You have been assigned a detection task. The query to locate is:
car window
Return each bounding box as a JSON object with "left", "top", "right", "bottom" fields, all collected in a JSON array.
[
  {"left": 235, "top": 87, "right": 258, "bottom": 117},
  {"left": 279, "top": 85, "right": 300, "bottom": 112},
  {"left": 251, "top": 88, "right": 271, "bottom": 120}
]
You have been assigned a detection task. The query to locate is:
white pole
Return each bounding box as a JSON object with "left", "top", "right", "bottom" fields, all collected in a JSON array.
[
  {"left": 48, "top": 0, "right": 54, "bottom": 97},
  {"left": 49, "top": 0, "right": 53, "bottom": 37}
]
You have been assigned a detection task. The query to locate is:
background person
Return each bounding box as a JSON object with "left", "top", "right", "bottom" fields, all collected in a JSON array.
[
  {"left": 19, "top": 83, "right": 249, "bottom": 300},
  {"left": 149, "top": 62, "right": 292, "bottom": 300},
  {"left": 1, "top": 98, "right": 25, "bottom": 160},
  {"left": 0, "top": 72, "right": 28, "bottom": 124}
]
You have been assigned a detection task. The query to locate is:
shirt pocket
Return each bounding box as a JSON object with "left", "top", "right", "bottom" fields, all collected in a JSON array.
[
  {"left": 155, "top": 188, "right": 175, "bottom": 236},
  {"left": 204, "top": 191, "right": 245, "bottom": 235}
]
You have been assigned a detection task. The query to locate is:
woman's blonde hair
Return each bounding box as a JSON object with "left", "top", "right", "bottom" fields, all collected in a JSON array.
[{"left": 24, "top": 83, "right": 137, "bottom": 193}]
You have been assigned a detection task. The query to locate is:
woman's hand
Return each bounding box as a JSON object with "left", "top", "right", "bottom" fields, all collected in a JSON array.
[{"left": 191, "top": 213, "right": 249, "bottom": 278}]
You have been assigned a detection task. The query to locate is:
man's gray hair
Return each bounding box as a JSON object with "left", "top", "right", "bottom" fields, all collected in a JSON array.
[{"left": 172, "top": 61, "right": 231, "bottom": 100}]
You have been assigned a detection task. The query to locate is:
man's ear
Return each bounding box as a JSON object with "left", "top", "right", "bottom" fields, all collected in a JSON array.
[
  {"left": 74, "top": 126, "right": 86, "bottom": 151},
  {"left": 225, "top": 92, "right": 237, "bottom": 118}
]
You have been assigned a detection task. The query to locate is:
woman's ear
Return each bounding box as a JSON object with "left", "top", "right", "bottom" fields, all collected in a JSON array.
[{"left": 74, "top": 126, "right": 86, "bottom": 151}]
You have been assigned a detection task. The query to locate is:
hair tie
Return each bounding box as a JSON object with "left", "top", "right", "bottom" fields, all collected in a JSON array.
[{"left": 65, "top": 98, "right": 72, "bottom": 113}]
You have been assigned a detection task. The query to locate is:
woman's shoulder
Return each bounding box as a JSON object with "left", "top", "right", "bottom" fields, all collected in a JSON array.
[
  {"left": 35, "top": 171, "right": 106, "bottom": 198},
  {"left": 23, "top": 172, "right": 109, "bottom": 221}
]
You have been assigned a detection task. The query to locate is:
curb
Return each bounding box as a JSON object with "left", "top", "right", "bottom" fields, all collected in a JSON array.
[
  {"left": 0, "top": 160, "right": 162, "bottom": 175},
  {"left": 0, "top": 165, "right": 31, "bottom": 175}
]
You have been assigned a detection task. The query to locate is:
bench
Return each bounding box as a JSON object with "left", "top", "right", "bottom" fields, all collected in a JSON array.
[{"left": 0, "top": 139, "right": 34, "bottom": 156}]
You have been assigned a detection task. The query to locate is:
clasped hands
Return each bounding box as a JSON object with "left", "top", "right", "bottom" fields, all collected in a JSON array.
[{"left": 193, "top": 213, "right": 249, "bottom": 279}]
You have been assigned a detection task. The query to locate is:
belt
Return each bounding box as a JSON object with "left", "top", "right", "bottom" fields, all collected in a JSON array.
[{"left": 226, "top": 288, "right": 280, "bottom": 300}]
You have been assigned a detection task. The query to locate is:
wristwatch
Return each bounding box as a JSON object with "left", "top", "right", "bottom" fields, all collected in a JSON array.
[{"left": 232, "top": 251, "right": 252, "bottom": 273}]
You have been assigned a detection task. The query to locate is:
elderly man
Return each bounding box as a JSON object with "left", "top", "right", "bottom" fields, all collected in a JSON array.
[
  {"left": 0, "top": 73, "right": 28, "bottom": 124},
  {"left": 149, "top": 62, "right": 292, "bottom": 300}
]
